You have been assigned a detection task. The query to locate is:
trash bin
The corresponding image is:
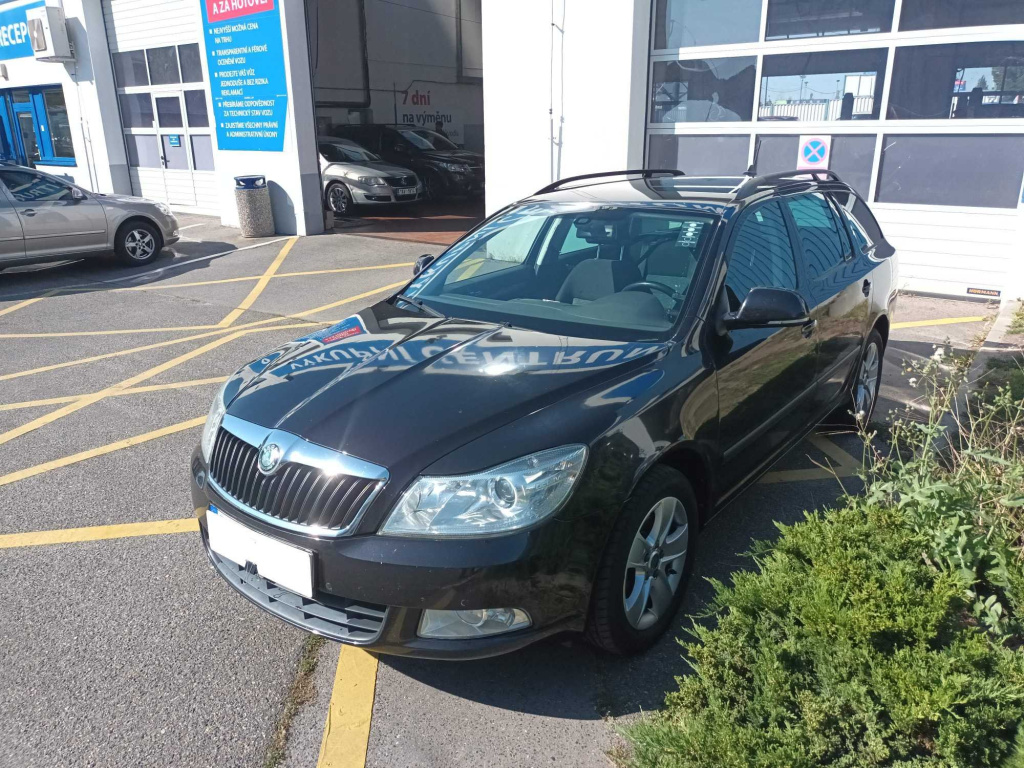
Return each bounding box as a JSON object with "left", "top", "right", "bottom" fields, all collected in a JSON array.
[{"left": 234, "top": 175, "right": 276, "bottom": 238}]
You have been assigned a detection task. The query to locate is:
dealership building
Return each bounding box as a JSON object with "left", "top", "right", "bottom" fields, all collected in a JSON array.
[{"left": 0, "top": 0, "right": 1021, "bottom": 300}]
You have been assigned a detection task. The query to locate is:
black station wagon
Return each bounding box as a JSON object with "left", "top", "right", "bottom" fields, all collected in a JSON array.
[{"left": 191, "top": 169, "right": 898, "bottom": 659}]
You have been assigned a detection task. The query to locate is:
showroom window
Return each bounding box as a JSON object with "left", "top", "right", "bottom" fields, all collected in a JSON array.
[
  {"left": 112, "top": 44, "right": 205, "bottom": 88},
  {"left": 754, "top": 135, "right": 876, "bottom": 197},
  {"left": 651, "top": 57, "right": 757, "bottom": 123},
  {"left": 899, "top": 0, "right": 1024, "bottom": 31},
  {"left": 0, "top": 86, "right": 76, "bottom": 166},
  {"left": 653, "top": 0, "right": 762, "bottom": 50},
  {"left": 765, "top": 0, "right": 895, "bottom": 40},
  {"left": 888, "top": 42, "right": 1024, "bottom": 120},
  {"left": 648, "top": 134, "right": 751, "bottom": 176},
  {"left": 760, "top": 49, "right": 888, "bottom": 121},
  {"left": 876, "top": 134, "right": 1024, "bottom": 208}
]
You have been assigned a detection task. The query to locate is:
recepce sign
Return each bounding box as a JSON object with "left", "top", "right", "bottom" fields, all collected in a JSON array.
[
  {"left": 203, "top": 0, "right": 289, "bottom": 152},
  {"left": 0, "top": 1, "right": 44, "bottom": 61}
]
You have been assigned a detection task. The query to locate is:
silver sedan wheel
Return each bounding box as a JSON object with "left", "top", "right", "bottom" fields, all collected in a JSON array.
[
  {"left": 622, "top": 497, "right": 689, "bottom": 631},
  {"left": 124, "top": 229, "right": 156, "bottom": 261},
  {"left": 327, "top": 185, "right": 350, "bottom": 215},
  {"left": 854, "top": 341, "right": 881, "bottom": 420}
]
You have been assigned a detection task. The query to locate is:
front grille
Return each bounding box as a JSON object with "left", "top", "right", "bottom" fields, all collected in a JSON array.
[
  {"left": 384, "top": 175, "right": 416, "bottom": 188},
  {"left": 209, "top": 428, "right": 381, "bottom": 532},
  {"left": 210, "top": 551, "right": 387, "bottom": 643}
]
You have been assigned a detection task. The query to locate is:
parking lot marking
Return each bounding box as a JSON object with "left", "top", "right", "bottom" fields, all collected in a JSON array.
[
  {"left": 808, "top": 434, "right": 861, "bottom": 472},
  {"left": 295, "top": 281, "right": 407, "bottom": 318},
  {"left": 218, "top": 237, "right": 298, "bottom": 327},
  {"left": 317, "top": 647, "right": 378, "bottom": 768},
  {"left": 0, "top": 318, "right": 320, "bottom": 382},
  {"left": 0, "top": 416, "right": 205, "bottom": 488},
  {"left": 0, "top": 376, "right": 228, "bottom": 413},
  {"left": 761, "top": 465, "right": 858, "bottom": 484},
  {"left": 120, "top": 263, "right": 416, "bottom": 293},
  {"left": 0, "top": 518, "right": 198, "bottom": 550},
  {"left": 0, "top": 288, "right": 59, "bottom": 318},
  {"left": 891, "top": 316, "right": 987, "bottom": 330}
]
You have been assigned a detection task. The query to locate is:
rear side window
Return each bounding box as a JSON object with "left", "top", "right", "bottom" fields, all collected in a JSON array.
[
  {"left": 784, "top": 193, "right": 848, "bottom": 278},
  {"left": 725, "top": 201, "right": 797, "bottom": 309},
  {"left": 832, "top": 190, "right": 884, "bottom": 250}
]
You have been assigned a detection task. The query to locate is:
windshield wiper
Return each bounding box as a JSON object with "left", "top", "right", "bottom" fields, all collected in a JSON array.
[{"left": 395, "top": 293, "right": 446, "bottom": 319}]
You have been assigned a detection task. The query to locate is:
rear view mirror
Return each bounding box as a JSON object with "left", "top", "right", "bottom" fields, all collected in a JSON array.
[
  {"left": 413, "top": 254, "right": 435, "bottom": 276},
  {"left": 723, "top": 287, "right": 810, "bottom": 330},
  {"left": 71, "top": 187, "right": 86, "bottom": 201}
]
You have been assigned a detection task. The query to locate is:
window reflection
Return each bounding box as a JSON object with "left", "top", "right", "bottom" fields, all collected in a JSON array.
[
  {"left": 651, "top": 58, "right": 756, "bottom": 123},
  {"left": 760, "top": 50, "right": 887, "bottom": 121},
  {"left": 888, "top": 42, "right": 1024, "bottom": 120},
  {"left": 899, "top": 0, "right": 1024, "bottom": 32},
  {"left": 766, "top": 0, "right": 895, "bottom": 40},
  {"left": 653, "top": 0, "right": 762, "bottom": 49}
]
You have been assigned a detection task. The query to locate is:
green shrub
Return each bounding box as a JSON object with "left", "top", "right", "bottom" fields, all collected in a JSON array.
[
  {"left": 625, "top": 354, "right": 1024, "bottom": 768},
  {"left": 625, "top": 504, "right": 1024, "bottom": 768}
]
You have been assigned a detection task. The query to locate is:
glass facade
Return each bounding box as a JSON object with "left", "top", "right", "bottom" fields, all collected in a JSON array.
[
  {"left": 646, "top": 0, "right": 1024, "bottom": 212},
  {"left": 765, "top": 0, "right": 896, "bottom": 40}
]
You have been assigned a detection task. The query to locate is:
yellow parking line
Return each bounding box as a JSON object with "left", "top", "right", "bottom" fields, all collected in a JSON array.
[
  {"left": 0, "top": 319, "right": 319, "bottom": 382},
  {"left": 294, "top": 282, "right": 406, "bottom": 318},
  {"left": 0, "top": 415, "right": 205, "bottom": 488},
  {"left": 317, "top": 647, "right": 379, "bottom": 768},
  {"left": 121, "top": 263, "right": 416, "bottom": 292},
  {"left": 807, "top": 434, "right": 861, "bottom": 472},
  {"left": 218, "top": 237, "right": 298, "bottom": 327},
  {"left": 0, "top": 376, "right": 228, "bottom": 413},
  {"left": 0, "top": 288, "right": 59, "bottom": 318},
  {"left": 891, "top": 316, "right": 987, "bottom": 330},
  {"left": 761, "top": 466, "right": 858, "bottom": 484},
  {"left": 0, "top": 518, "right": 199, "bottom": 550}
]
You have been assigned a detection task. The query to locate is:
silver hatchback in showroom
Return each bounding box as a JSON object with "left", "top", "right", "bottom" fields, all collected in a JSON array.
[
  {"left": 0, "top": 163, "right": 179, "bottom": 270},
  {"left": 319, "top": 137, "right": 422, "bottom": 215}
]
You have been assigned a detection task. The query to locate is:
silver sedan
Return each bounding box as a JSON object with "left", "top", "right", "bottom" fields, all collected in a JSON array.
[
  {"left": 0, "top": 164, "right": 179, "bottom": 270},
  {"left": 319, "top": 137, "right": 422, "bottom": 216}
]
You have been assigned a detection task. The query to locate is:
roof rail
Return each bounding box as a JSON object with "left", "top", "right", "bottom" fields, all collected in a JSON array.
[
  {"left": 735, "top": 169, "right": 843, "bottom": 200},
  {"left": 534, "top": 169, "right": 685, "bottom": 196}
]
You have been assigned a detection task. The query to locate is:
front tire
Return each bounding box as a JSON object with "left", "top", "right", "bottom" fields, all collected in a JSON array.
[
  {"left": 421, "top": 172, "right": 443, "bottom": 202},
  {"left": 115, "top": 221, "right": 162, "bottom": 266},
  {"left": 585, "top": 465, "right": 698, "bottom": 655},
  {"left": 325, "top": 182, "right": 353, "bottom": 216}
]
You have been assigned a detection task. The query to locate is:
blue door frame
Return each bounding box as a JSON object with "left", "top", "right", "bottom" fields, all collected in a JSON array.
[{"left": 0, "top": 87, "right": 74, "bottom": 167}]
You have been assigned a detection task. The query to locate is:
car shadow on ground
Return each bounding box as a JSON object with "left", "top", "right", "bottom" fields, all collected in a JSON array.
[
  {"left": 0, "top": 240, "right": 250, "bottom": 300},
  {"left": 381, "top": 466, "right": 861, "bottom": 721}
]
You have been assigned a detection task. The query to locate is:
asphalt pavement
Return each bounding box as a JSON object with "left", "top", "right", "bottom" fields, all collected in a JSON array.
[{"left": 0, "top": 221, "right": 997, "bottom": 768}]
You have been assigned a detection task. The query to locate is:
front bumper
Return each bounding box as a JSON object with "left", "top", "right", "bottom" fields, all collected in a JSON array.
[
  {"left": 349, "top": 185, "right": 423, "bottom": 205},
  {"left": 192, "top": 453, "right": 594, "bottom": 659}
]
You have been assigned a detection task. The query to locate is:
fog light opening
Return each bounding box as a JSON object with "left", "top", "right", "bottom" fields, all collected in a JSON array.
[{"left": 418, "top": 608, "right": 531, "bottom": 639}]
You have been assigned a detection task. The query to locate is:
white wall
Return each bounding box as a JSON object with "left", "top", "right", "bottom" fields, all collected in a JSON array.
[{"left": 482, "top": 0, "right": 651, "bottom": 213}]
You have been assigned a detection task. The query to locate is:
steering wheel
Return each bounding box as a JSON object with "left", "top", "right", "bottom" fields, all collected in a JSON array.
[{"left": 623, "top": 281, "right": 676, "bottom": 298}]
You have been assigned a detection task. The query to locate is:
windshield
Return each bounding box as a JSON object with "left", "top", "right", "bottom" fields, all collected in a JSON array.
[
  {"left": 397, "top": 129, "right": 458, "bottom": 151},
  {"left": 401, "top": 203, "right": 717, "bottom": 341},
  {"left": 320, "top": 142, "right": 380, "bottom": 163}
]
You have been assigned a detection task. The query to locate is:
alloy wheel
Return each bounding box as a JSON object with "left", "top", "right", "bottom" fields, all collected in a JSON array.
[
  {"left": 125, "top": 229, "right": 156, "bottom": 261},
  {"left": 328, "top": 185, "right": 350, "bottom": 215},
  {"left": 854, "top": 341, "right": 880, "bottom": 420},
  {"left": 622, "top": 497, "right": 689, "bottom": 630}
]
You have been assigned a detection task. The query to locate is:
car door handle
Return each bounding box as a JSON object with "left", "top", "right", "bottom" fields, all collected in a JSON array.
[
  {"left": 801, "top": 319, "right": 817, "bottom": 338},
  {"left": 22, "top": 208, "right": 35, "bottom": 217},
  {"left": 862, "top": 279, "right": 871, "bottom": 297}
]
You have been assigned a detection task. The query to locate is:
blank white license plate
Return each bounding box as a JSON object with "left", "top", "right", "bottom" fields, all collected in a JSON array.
[
  {"left": 396, "top": 187, "right": 416, "bottom": 197},
  {"left": 207, "top": 506, "right": 313, "bottom": 598}
]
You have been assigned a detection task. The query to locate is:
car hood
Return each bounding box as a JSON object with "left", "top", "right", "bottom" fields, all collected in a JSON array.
[
  {"left": 320, "top": 159, "right": 415, "bottom": 177},
  {"left": 225, "top": 302, "right": 668, "bottom": 475},
  {"left": 419, "top": 149, "right": 483, "bottom": 165},
  {"left": 96, "top": 193, "right": 158, "bottom": 207}
]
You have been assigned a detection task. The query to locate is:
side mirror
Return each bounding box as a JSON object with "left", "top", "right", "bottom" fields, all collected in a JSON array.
[
  {"left": 413, "top": 253, "right": 436, "bottom": 276},
  {"left": 723, "top": 287, "right": 810, "bottom": 330},
  {"left": 71, "top": 187, "right": 86, "bottom": 201}
]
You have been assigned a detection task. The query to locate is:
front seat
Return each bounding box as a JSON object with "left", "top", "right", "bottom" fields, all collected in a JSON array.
[{"left": 556, "top": 259, "right": 643, "bottom": 304}]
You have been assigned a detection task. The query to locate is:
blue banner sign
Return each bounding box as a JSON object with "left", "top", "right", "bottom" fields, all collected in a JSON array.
[
  {"left": 0, "top": 1, "right": 43, "bottom": 61},
  {"left": 202, "top": 0, "right": 288, "bottom": 152}
]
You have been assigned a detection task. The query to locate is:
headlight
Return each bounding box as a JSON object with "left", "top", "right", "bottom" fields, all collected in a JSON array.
[
  {"left": 381, "top": 445, "right": 587, "bottom": 537},
  {"left": 347, "top": 173, "right": 386, "bottom": 186},
  {"left": 200, "top": 381, "right": 229, "bottom": 463},
  {"left": 156, "top": 202, "right": 173, "bottom": 216},
  {"left": 440, "top": 162, "right": 469, "bottom": 173}
]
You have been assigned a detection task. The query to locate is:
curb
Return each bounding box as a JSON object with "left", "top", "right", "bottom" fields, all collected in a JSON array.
[{"left": 968, "top": 299, "right": 1023, "bottom": 389}]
